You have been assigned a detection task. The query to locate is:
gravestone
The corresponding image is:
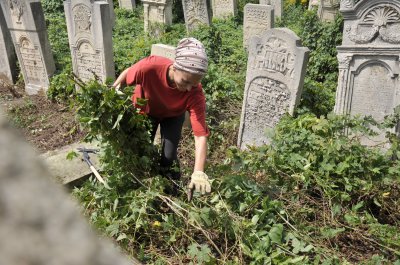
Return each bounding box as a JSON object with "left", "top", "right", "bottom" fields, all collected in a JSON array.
[
  {"left": 103, "top": 0, "right": 116, "bottom": 26},
  {"left": 118, "top": 0, "right": 136, "bottom": 9},
  {"left": 238, "top": 28, "right": 309, "bottom": 149},
  {"left": 243, "top": 4, "right": 274, "bottom": 50},
  {"left": 334, "top": 0, "right": 400, "bottom": 145},
  {"left": 309, "top": 0, "right": 320, "bottom": 9},
  {"left": 318, "top": 0, "right": 340, "bottom": 21},
  {"left": 0, "top": 0, "right": 55, "bottom": 95},
  {"left": 212, "top": 0, "right": 237, "bottom": 18},
  {"left": 151, "top": 43, "right": 176, "bottom": 61},
  {"left": 260, "top": 0, "right": 283, "bottom": 18},
  {"left": 0, "top": 108, "right": 143, "bottom": 265},
  {"left": 64, "top": 0, "right": 115, "bottom": 83},
  {"left": 142, "top": 0, "right": 172, "bottom": 34},
  {"left": 0, "top": 6, "right": 17, "bottom": 84},
  {"left": 182, "top": 0, "right": 210, "bottom": 32}
]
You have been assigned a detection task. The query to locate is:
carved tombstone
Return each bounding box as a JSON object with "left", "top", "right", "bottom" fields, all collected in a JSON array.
[
  {"left": 243, "top": 4, "right": 274, "bottom": 50},
  {"left": 238, "top": 28, "right": 309, "bottom": 149},
  {"left": 0, "top": 6, "right": 17, "bottom": 84},
  {"left": 142, "top": 0, "right": 172, "bottom": 35},
  {"left": 118, "top": 0, "right": 136, "bottom": 10},
  {"left": 182, "top": 0, "right": 210, "bottom": 32},
  {"left": 64, "top": 0, "right": 115, "bottom": 83},
  {"left": 212, "top": 0, "right": 237, "bottom": 18},
  {"left": 318, "top": 0, "right": 340, "bottom": 21},
  {"left": 334, "top": 0, "right": 400, "bottom": 145},
  {"left": 259, "top": 0, "right": 283, "bottom": 18},
  {"left": 0, "top": 0, "right": 55, "bottom": 95}
]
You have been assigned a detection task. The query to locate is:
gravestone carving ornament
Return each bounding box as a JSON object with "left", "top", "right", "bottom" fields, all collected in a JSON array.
[
  {"left": 212, "top": 0, "right": 237, "bottom": 18},
  {"left": 243, "top": 4, "right": 274, "bottom": 50},
  {"left": 182, "top": 0, "right": 210, "bottom": 32},
  {"left": 259, "top": 0, "right": 283, "bottom": 18}
]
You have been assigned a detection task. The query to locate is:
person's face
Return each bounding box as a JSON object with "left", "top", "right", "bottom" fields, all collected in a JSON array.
[{"left": 173, "top": 68, "right": 203, "bottom": 92}]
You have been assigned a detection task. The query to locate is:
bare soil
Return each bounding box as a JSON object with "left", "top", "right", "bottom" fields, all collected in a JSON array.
[{"left": 0, "top": 82, "right": 85, "bottom": 153}]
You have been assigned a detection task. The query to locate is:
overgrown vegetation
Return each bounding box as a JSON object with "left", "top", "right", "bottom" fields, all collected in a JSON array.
[{"left": 38, "top": 0, "right": 400, "bottom": 264}]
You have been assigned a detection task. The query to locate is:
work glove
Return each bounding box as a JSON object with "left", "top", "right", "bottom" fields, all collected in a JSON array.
[{"left": 188, "top": 171, "right": 211, "bottom": 195}]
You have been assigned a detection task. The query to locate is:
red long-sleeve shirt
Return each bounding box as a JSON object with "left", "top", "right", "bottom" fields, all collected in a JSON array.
[{"left": 126, "top": 55, "right": 209, "bottom": 137}]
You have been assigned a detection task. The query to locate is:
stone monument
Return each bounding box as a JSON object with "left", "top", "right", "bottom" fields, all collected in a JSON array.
[
  {"left": 182, "top": 0, "right": 210, "bottom": 32},
  {"left": 0, "top": 108, "right": 142, "bottom": 265},
  {"left": 238, "top": 28, "right": 309, "bottom": 149},
  {"left": 0, "top": 5, "right": 17, "bottom": 84},
  {"left": 142, "top": 0, "right": 172, "bottom": 34},
  {"left": 334, "top": 0, "right": 400, "bottom": 145},
  {"left": 309, "top": 0, "right": 320, "bottom": 10},
  {"left": 318, "top": 0, "right": 340, "bottom": 21},
  {"left": 243, "top": 4, "right": 274, "bottom": 50},
  {"left": 212, "top": 0, "right": 237, "bottom": 19},
  {"left": 260, "top": 0, "right": 283, "bottom": 18},
  {"left": 0, "top": 0, "right": 55, "bottom": 95},
  {"left": 151, "top": 43, "right": 175, "bottom": 61},
  {"left": 103, "top": 0, "right": 116, "bottom": 26},
  {"left": 64, "top": 0, "right": 115, "bottom": 83},
  {"left": 118, "top": 0, "right": 136, "bottom": 10}
]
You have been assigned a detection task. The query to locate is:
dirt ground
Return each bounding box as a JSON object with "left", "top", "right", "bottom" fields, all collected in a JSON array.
[{"left": 0, "top": 82, "right": 85, "bottom": 153}]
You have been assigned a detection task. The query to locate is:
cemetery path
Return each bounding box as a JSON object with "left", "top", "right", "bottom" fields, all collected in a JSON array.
[{"left": 0, "top": 83, "right": 85, "bottom": 153}]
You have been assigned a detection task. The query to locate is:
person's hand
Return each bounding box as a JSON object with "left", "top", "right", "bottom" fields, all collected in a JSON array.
[{"left": 188, "top": 171, "right": 211, "bottom": 195}]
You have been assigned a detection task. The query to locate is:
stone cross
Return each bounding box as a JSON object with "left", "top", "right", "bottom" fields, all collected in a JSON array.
[
  {"left": 243, "top": 3, "right": 274, "bottom": 50},
  {"left": 0, "top": 6, "right": 17, "bottom": 85},
  {"left": 118, "top": 0, "right": 136, "bottom": 10},
  {"left": 142, "top": 0, "right": 172, "bottom": 35},
  {"left": 64, "top": 0, "right": 115, "bottom": 84},
  {"left": 260, "top": 0, "right": 283, "bottom": 18},
  {"left": 0, "top": 0, "right": 55, "bottom": 95},
  {"left": 182, "top": 0, "right": 210, "bottom": 32},
  {"left": 211, "top": 0, "right": 237, "bottom": 19},
  {"left": 334, "top": 0, "right": 400, "bottom": 146},
  {"left": 238, "top": 28, "right": 309, "bottom": 149}
]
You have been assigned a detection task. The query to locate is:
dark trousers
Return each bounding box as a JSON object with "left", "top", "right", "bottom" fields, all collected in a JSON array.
[{"left": 150, "top": 113, "right": 185, "bottom": 188}]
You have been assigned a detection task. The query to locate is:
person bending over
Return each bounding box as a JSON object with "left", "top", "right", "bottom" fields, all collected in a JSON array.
[{"left": 113, "top": 37, "right": 211, "bottom": 196}]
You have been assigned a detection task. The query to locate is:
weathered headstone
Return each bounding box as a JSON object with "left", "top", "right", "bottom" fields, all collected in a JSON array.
[
  {"left": 308, "top": 0, "right": 320, "bottom": 10},
  {"left": 0, "top": 6, "right": 17, "bottom": 84},
  {"left": 0, "top": 0, "right": 55, "bottom": 95},
  {"left": 243, "top": 4, "right": 274, "bottom": 50},
  {"left": 260, "top": 0, "right": 283, "bottom": 18},
  {"left": 0, "top": 107, "right": 142, "bottom": 265},
  {"left": 318, "top": 0, "right": 340, "bottom": 21},
  {"left": 182, "top": 0, "right": 210, "bottom": 32},
  {"left": 238, "top": 28, "right": 309, "bottom": 149},
  {"left": 334, "top": 0, "right": 400, "bottom": 145},
  {"left": 212, "top": 0, "right": 237, "bottom": 18},
  {"left": 142, "top": 0, "right": 172, "bottom": 34},
  {"left": 103, "top": 0, "right": 116, "bottom": 26},
  {"left": 64, "top": 0, "right": 115, "bottom": 83},
  {"left": 151, "top": 43, "right": 176, "bottom": 61},
  {"left": 118, "top": 0, "right": 136, "bottom": 10}
]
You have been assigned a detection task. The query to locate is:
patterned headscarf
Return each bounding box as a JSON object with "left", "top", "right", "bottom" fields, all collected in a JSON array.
[{"left": 173, "top": 37, "right": 208, "bottom": 75}]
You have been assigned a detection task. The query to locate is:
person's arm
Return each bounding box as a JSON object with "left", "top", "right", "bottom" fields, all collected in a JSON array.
[
  {"left": 194, "top": 135, "right": 207, "bottom": 171},
  {"left": 112, "top": 67, "right": 130, "bottom": 89}
]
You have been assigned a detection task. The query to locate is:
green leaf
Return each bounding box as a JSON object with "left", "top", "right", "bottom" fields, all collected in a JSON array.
[
  {"left": 269, "top": 224, "right": 283, "bottom": 244},
  {"left": 66, "top": 150, "right": 78, "bottom": 160}
]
